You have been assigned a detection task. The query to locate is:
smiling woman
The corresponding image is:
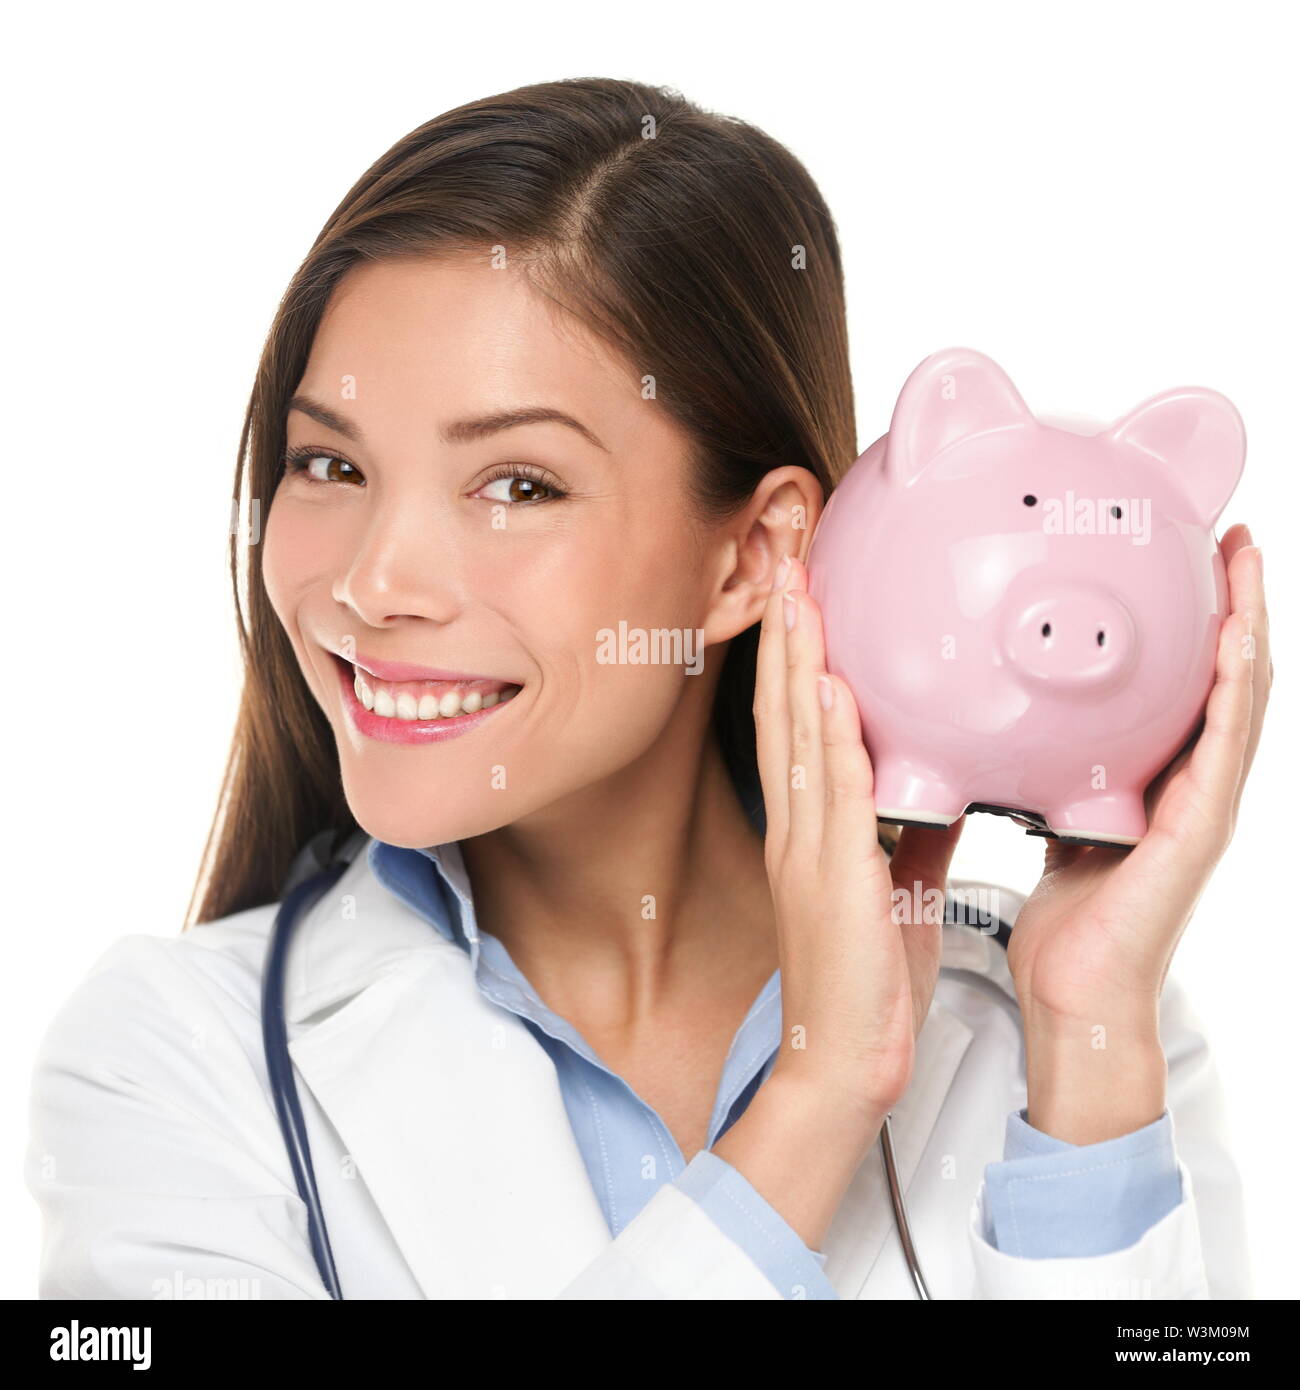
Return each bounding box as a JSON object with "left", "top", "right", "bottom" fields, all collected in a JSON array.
[
  {"left": 259, "top": 249, "right": 760, "bottom": 844},
  {"left": 25, "top": 75, "right": 1262, "bottom": 1303}
]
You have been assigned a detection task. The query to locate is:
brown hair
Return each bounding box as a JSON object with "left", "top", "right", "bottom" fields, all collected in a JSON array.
[{"left": 187, "top": 76, "right": 876, "bottom": 927}]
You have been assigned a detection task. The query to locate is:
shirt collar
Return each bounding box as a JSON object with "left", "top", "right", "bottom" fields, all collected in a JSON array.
[
  {"left": 367, "top": 837, "right": 478, "bottom": 944},
  {"left": 366, "top": 813, "right": 785, "bottom": 1107},
  {"left": 283, "top": 763, "right": 767, "bottom": 1028}
]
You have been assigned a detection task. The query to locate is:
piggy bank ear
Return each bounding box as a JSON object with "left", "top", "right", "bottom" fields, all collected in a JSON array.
[
  {"left": 1105, "top": 387, "right": 1245, "bottom": 526},
  {"left": 887, "top": 347, "right": 1034, "bottom": 485}
]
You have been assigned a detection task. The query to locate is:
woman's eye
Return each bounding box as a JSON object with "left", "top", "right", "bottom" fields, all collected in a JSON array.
[
  {"left": 284, "top": 452, "right": 363, "bottom": 485},
  {"left": 477, "top": 474, "right": 561, "bottom": 504}
]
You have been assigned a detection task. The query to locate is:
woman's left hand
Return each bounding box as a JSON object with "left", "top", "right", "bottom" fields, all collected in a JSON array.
[{"left": 1006, "top": 523, "right": 1270, "bottom": 1144}]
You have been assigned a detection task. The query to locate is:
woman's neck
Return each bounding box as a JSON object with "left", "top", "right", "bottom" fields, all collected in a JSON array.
[{"left": 457, "top": 725, "right": 777, "bottom": 1032}]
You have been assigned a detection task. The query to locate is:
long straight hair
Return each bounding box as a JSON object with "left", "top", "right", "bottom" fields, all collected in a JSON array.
[{"left": 187, "top": 77, "right": 873, "bottom": 927}]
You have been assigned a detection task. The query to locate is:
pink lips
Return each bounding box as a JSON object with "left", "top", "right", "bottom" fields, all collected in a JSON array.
[
  {"left": 329, "top": 653, "right": 519, "bottom": 746},
  {"left": 349, "top": 653, "right": 505, "bottom": 684}
]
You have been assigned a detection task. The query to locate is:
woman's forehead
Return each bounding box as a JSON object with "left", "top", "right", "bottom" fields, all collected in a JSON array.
[{"left": 298, "top": 256, "right": 678, "bottom": 455}]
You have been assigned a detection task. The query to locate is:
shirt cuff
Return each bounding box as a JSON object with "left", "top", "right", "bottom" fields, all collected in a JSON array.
[
  {"left": 982, "top": 1107, "right": 1183, "bottom": 1258},
  {"left": 680, "top": 1150, "right": 839, "bottom": 1299}
]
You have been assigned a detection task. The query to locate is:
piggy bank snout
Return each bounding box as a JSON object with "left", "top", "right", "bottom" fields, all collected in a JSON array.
[{"left": 1001, "top": 585, "right": 1137, "bottom": 692}]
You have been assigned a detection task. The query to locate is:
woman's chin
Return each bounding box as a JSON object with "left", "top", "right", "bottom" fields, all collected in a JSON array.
[{"left": 342, "top": 789, "right": 518, "bottom": 851}]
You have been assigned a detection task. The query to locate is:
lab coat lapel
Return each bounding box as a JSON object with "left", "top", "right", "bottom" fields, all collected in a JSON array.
[{"left": 282, "top": 849, "right": 612, "bottom": 1299}]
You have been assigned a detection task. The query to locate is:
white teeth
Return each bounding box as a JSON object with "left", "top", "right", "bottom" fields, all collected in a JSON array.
[{"left": 351, "top": 663, "right": 517, "bottom": 722}]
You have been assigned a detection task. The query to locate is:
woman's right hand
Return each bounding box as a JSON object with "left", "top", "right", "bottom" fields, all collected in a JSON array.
[
  {"left": 755, "top": 552, "right": 965, "bottom": 1122},
  {"left": 713, "top": 552, "right": 965, "bottom": 1251}
]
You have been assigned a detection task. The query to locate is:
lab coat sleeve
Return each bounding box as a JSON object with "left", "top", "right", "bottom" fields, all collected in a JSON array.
[
  {"left": 558, "top": 1149, "right": 836, "bottom": 1299},
  {"left": 965, "top": 969, "right": 1251, "bottom": 1300},
  {"left": 24, "top": 935, "right": 334, "bottom": 1300}
]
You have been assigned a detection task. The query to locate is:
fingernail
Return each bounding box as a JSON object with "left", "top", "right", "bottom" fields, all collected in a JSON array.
[
  {"left": 1241, "top": 524, "right": 1254, "bottom": 546},
  {"left": 773, "top": 555, "right": 790, "bottom": 591},
  {"left": 818, "top": 675, "right": 834, "bottom": 710},
  {"left": 783, "top": 591, "right": 798, "bottom": 630}
]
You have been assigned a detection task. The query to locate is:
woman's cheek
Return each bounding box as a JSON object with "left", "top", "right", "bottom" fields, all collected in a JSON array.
[
  {"left": 258, "top": 503, "right": 297, "bottom": 628},
  {"left": 261, "top": 498, "right": 335, "bottom": 622}
]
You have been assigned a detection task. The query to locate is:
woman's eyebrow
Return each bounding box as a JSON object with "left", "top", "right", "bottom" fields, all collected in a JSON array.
[
  {"left": 287, "top": 395, "right": 363, "bottom": 442},
  {"left": 287, "top": 395, "right": 609, "bottom": 452}
]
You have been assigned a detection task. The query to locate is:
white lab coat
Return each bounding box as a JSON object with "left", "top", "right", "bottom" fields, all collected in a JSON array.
[{"left": 24, "top": 840, "right": 1250, "bottom": 1300}]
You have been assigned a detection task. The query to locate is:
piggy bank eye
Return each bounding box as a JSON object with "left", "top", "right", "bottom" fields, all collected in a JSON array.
[
  {"left": 1023, "top": 494, "right": 1037, "bottom": 506},
  {"left": 1111, "top": 505, "right": 1123, "bottom": 519}
]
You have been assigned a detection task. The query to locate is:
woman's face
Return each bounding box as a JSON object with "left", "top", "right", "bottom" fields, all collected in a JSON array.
[{"left": 263, "top": 252, "right": 744, "bottom": 848}]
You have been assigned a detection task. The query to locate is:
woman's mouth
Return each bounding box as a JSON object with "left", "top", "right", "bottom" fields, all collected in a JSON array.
[{"left": 329, "top": 653, "right": 522, "bottom": 745}]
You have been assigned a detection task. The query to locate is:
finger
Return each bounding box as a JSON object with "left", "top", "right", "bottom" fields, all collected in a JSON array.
[
  {"left": 816, "top": 671, "right": 880, "bottom": 875},
  {"left": 754, "top": 557, "right": 794, "bottom": 854},
  {"left": 889, "top": 818, "right": 967, "bottom": 915},
  {"left": 783, "top": 577, "right": 828, "bottom": 858},
  {"left": 1041, "top": 835, "right": 1106, "bottom": 878},
  {"left": 1159, "top": 603, "right": 1254, "bottom": 852},
  {"left": 1227, "top": 540, "right": 1270, "bottom": 820},
  {"left": 1219, "top": 520, "right": 1253, "bottom": 569},
  {"left": 889, "top": 817, "right": 967, "bottom": 1020},
  {"left": 1144, "top": 531, "right": 1266, "bottom": 825}
]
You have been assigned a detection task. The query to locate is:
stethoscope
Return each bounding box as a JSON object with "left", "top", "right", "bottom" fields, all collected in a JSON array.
[{"left": 262, "top": 835, "right": 1014, "bottom": 1302}]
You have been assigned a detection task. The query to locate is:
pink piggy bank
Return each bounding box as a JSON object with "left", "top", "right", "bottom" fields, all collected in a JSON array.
[{"left": 805, "top": 347, "right": 1245, "bottom": 847}]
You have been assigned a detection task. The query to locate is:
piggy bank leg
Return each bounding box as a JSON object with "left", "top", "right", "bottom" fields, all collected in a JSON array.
[
  {"left": 1045, "top": 792, "right": 1147, "bottom": 847},
  {"left": 872, "top": 760, "right": 966, "bottom": 828}
]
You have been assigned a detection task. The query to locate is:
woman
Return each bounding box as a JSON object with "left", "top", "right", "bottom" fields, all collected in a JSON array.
[{"left": 26, "top": 77, "right": 1268, "bottom": 1300}]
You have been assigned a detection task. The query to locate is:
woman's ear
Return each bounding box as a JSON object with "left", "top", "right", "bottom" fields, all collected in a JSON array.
[{"left": 701, "top": 467, "right": 825, "bottom": 645}]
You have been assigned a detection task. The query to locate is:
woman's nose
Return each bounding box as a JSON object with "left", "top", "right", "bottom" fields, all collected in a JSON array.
[{"left": 331, "top": 506, "right": 464, "bottom": 628}]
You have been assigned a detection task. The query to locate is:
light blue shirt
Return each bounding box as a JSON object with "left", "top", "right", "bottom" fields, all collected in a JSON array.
[{"left": 368, "top": 835, "right": 1181, "bottom": 1298}]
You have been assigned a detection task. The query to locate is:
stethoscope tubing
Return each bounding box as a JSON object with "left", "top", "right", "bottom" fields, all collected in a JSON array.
[{"left": 262, "top": 861, "right": 349, "bottom": 1301}]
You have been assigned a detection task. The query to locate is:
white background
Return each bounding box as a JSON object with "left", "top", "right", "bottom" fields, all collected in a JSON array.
[{"left": 4, "top": 0, "right": 1295, "bottom": 1298}]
